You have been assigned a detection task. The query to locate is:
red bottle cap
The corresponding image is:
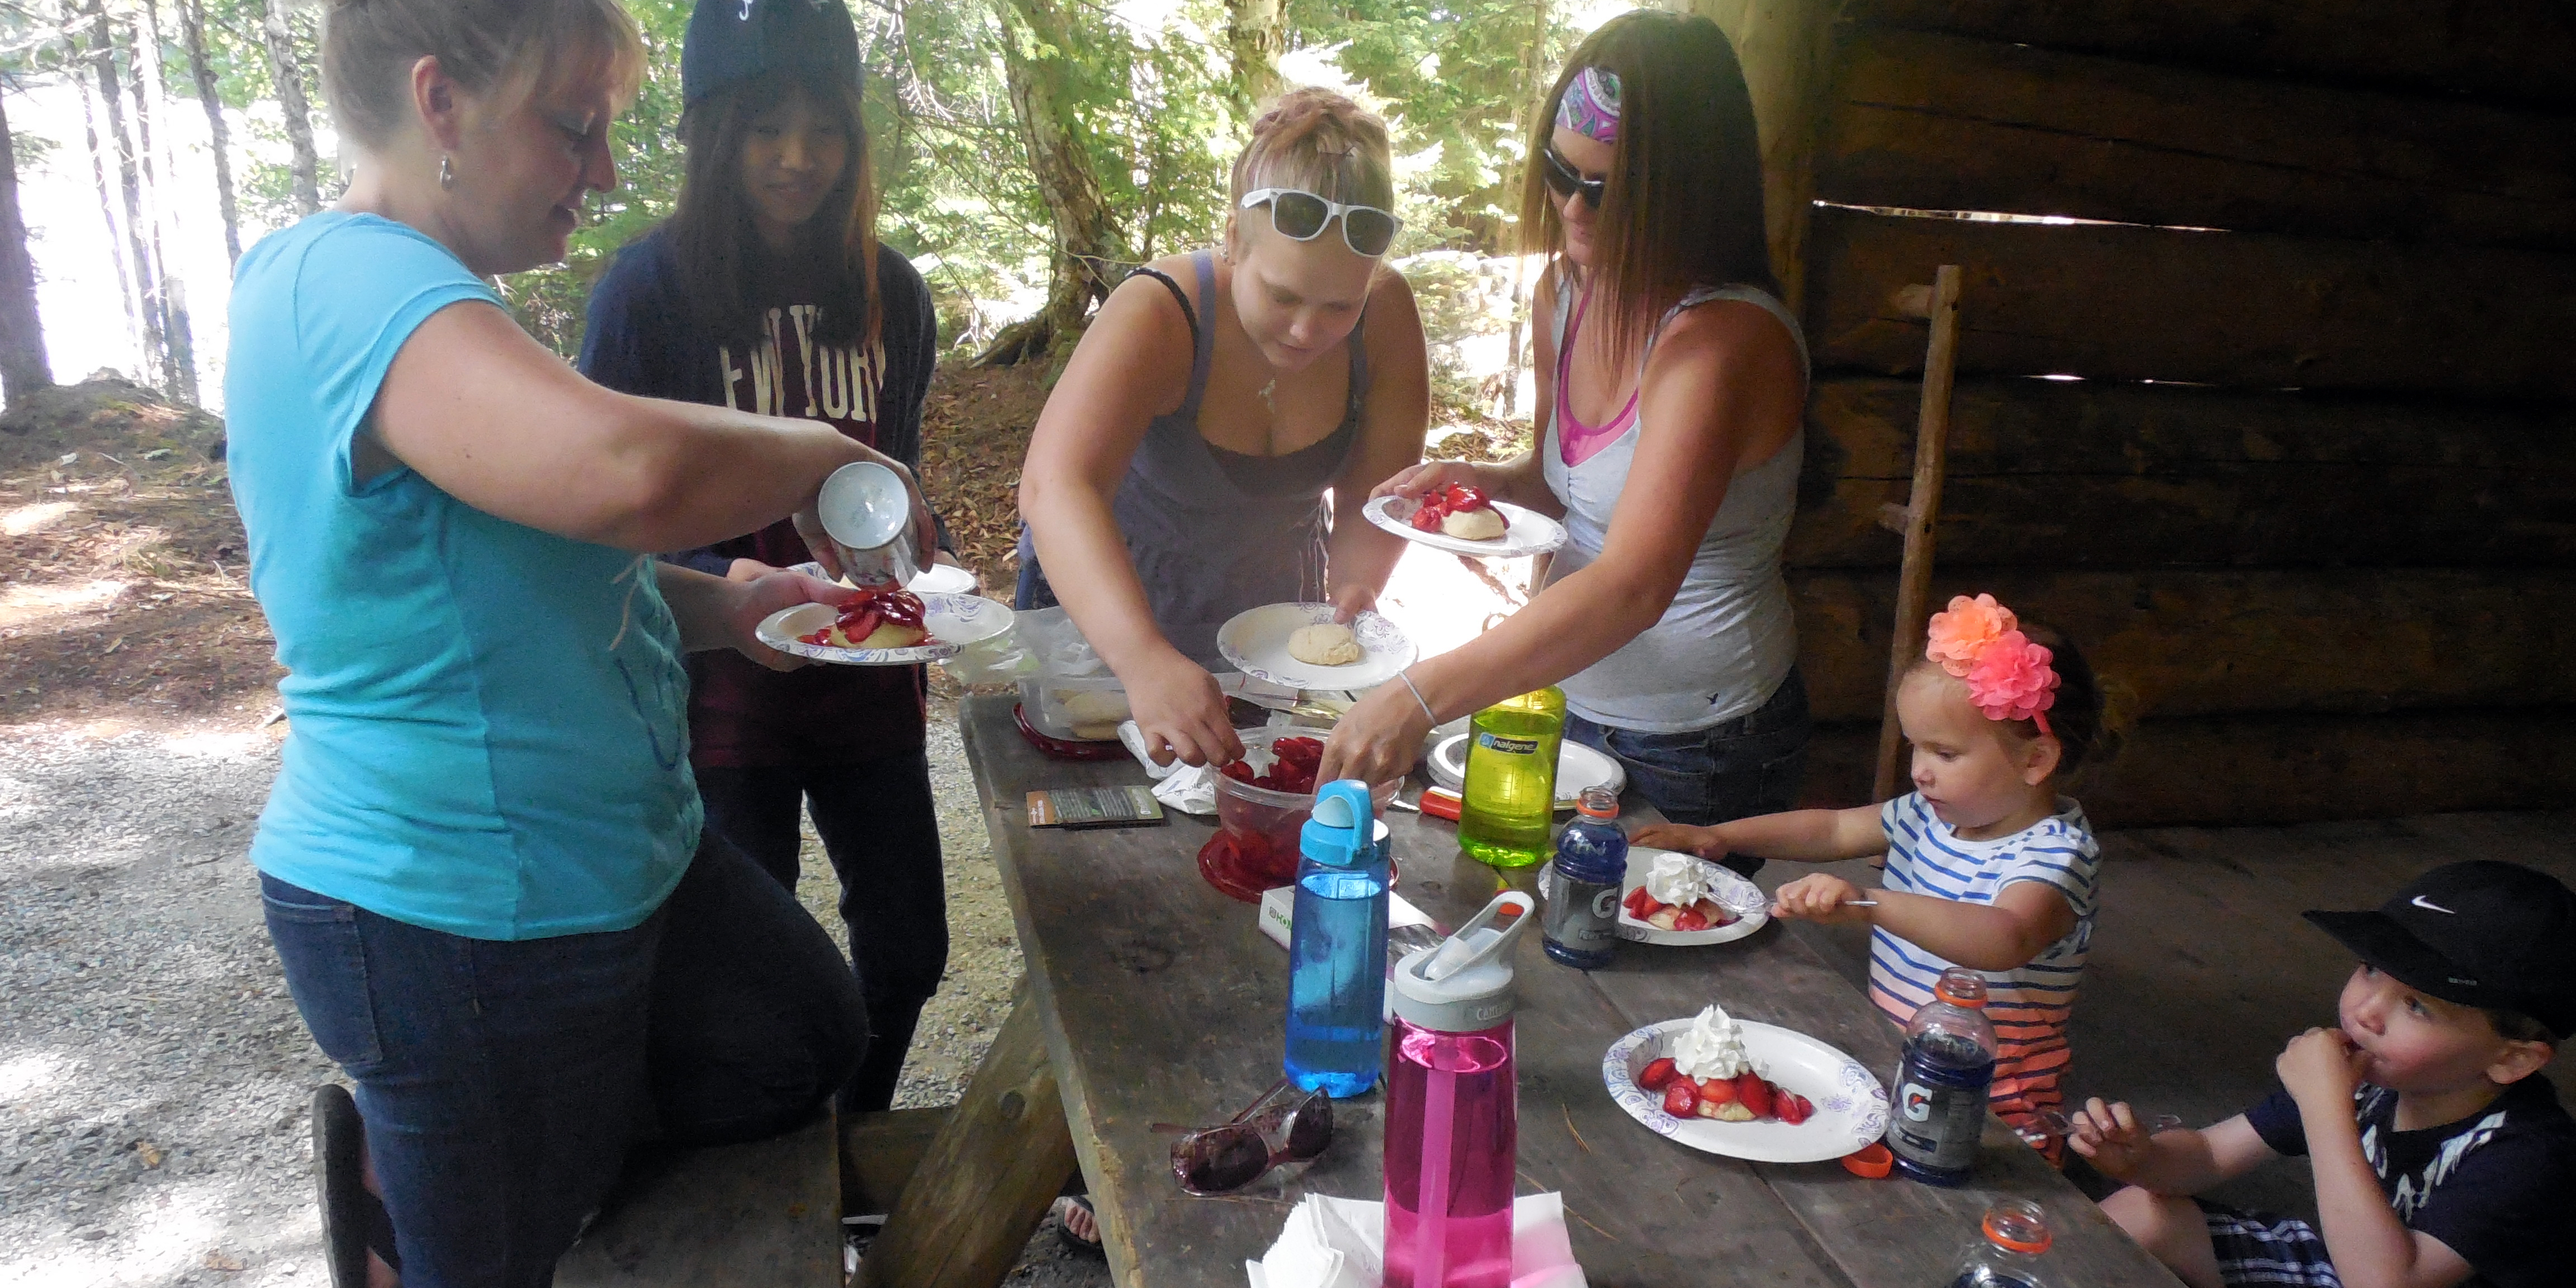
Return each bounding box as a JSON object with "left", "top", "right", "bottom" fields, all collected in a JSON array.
[{"left": 1841, "top": 1143, "right": 1893, "bottom": 1178}]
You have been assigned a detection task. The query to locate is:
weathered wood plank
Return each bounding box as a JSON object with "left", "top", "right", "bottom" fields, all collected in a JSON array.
[
  {"left": 1853, "top": 0, "right": 2576, "bottom": 111},
  {"left": 1788, "top": 567, "right": 2576, "bottom": 723},
  {"left": 1789, "top": 377, "right": 2576, "bottom": 569},
  {"left": 840, "top": 1107, "right": 1087, "bottom": 1218},
  {"left": 556, "top": 1112, "right": 841, "bottom": 1287},
  {"left": 1819, "top": 28, "right": 2576, "bottom": 250},
  {"left": 961, "top": 695, "right": 2179, "bottom": 1286},
  {"left": 1805, "top": 206, "right": 2576, "bottom": 399},
  {"left": 1797, "top": 709, "right": 2576, "bottom": 827},
  {"left": 1697, "top": 0, "right": 1846, "bottom": 316},
  {"left": 856, "top": 985, "right": 1078, "bottom": 1288}
]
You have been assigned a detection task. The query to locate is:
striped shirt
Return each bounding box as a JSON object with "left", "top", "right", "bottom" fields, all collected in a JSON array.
[{"left": 1871, "top": 792, "right": 2101, "bottom": 1153}]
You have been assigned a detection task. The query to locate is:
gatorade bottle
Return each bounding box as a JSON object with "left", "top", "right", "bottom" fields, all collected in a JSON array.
[
  {"left": 1948, "top": 1199, "right": 2055, "bottom": 1287},
  {"left": 1886, "top": 967, "right": 1999, "bottom": 1186},
  {"left": 1457, "top": 686, "right": 1563, "bottom": 869},
  {"left": 1540, "top": 787, "right": 1626, "bottom": 969}
]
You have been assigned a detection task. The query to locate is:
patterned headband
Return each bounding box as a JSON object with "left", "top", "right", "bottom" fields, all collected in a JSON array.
[
  {"left": 1555, "top": 66, "right": 1621, "bottom": 144},
  {"left": 1924, "top": 594, "right": 2060, "bottom": 736}
]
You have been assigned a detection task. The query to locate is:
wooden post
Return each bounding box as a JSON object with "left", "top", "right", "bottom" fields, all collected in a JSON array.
[
  {"left": 858, "top": 983, "right": 1078, "bottom": 1288},
  {"left": 1871, "top": 264, "right": 1963, "bottom": 802}
]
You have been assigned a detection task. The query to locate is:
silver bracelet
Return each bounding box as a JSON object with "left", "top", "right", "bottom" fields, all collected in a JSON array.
[{"left": 1396, "top": 668, "right": 1438, "bottom": 726}]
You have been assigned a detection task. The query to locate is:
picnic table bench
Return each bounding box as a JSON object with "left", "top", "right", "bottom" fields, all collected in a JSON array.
[{"left": 859, "top": 694, "right": 2179, "bottom": 1287}]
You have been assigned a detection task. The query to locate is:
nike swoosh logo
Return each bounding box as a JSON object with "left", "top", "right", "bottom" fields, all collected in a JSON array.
[{"left": 2411, "top": 896, "right": 2457, "bottom": 915}]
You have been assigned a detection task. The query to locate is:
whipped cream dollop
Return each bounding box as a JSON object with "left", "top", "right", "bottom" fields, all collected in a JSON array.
[
  {"left": 1668, "top": 1003, "right": 1750, "bottom": 1081},
  {"left": 1644, "top": 852, "right": 1718, "bottom": 908}
]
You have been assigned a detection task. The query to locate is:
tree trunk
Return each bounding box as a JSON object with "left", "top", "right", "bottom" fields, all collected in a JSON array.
[
  {"left": 67, "top": 2, "right": 139, "bottom": 361},
  {"left": 1224, "top": 0, "right": 1285, "bottom": 117},
  {"left": 133, "top": 2, "right": 197, "bottom": 402},
  {"left": 259, "top": 0, "right": 321, "bottom": 214},
  {"left": 977, "top": 0, "right": 1127, "bottom": 367},
  {"left": 84, "top": 0, "right": 168, "bottom": 387},
  {"left": 179, "top": 0, "right": 242, "bottom": 265},
  {"left": 0, "top": 93, "right": 55, "bottom": 408}
]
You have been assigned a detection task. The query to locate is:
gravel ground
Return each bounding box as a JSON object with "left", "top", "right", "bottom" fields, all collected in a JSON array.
[{"left": 0, "top": 704, "right": 1107, "bottom": 1287}]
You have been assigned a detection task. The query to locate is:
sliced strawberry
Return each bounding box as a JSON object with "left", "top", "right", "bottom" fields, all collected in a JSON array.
[
  {"left": 1220, "top": 761, "right": 1258, "bottom": 785},
  {"left": 1410, "top": 503, "right": 1446, "bottom": 531},
  {"left": 1447, "top": 485, "right": 1490, "bottom": 512},
  {"left": 1660, "top": 1080, "right": 1697, "bottom": 1116},
  {"left": 1621, "top": 887, "right": 1656, "bottom": 918},
  {"left": 1734, "top": 1073, "right": 1773, "bottom": 1119},
  {"left": 1671, "top": 906, "right": 1711, "bottom": 932},
  {"left": 1774, "top": 1089, "right": 1810, "bottom": 1125},
  {"left": 1696, "top": 1076, "right": 1736, "bottom": 1105},
  {"left": 1637, "top": 1058, "right": 1678, "bottom": 1091}
]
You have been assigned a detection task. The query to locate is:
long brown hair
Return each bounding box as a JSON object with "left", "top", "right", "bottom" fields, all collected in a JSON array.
[
  {"left": 661, "top": 67, "right": 881, "bottom": 347},
  {"left": 1519, "top": 11, "right": 1775, "bottom": 371}
]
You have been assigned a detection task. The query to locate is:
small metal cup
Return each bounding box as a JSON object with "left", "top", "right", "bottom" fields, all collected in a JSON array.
[{"left": 817, "top": 461, "right": 920, "bottom": 588}]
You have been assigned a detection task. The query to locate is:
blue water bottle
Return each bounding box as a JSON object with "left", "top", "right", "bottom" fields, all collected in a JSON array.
[
  {"left": 1887, "top": 968, "right": 1999, "bottom": 1186},
  {"left": 1541, "top": 787, "right": 1627, "bottom": 969},
  {"left": 1285, "top": 780, "right": 1392, "bottom": 1096}
]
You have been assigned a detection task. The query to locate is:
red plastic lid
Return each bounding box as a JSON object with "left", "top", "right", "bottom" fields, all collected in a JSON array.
[
  {"left": 1840, "top": 1143, "right": 1893, "bottom": 1178},
  {"left": 1982, "top": 1199, "right": 2052, "bottom": 1254}
]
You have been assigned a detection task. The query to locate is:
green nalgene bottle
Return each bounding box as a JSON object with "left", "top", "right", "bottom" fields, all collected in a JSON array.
[{"left": 1458, "top": 686, "right": 1565, "bottom": 868}]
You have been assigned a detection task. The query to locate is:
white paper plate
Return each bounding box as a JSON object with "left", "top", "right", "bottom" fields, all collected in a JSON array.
[
  {"left": 1215, "top": 603, "right": 1415, "bottom": 691},
  {"left": 1602, "top": 1017, "right": 1888, "bottom": 1163},
  {"left": 756, "top": 594, "right": 1015, "bottom": 666},
  {"left": 1425, "top": 734, "right": 1625, "bottom": 810},
  {"left": 907, "top": 563, "right": 978, "bottom": 595},
  {"left": 1362, "top": 494, "right": 1568, "bottom": 558},
  {"left": 1615, "top": 847, "right": 1768, "bottom": 946}
]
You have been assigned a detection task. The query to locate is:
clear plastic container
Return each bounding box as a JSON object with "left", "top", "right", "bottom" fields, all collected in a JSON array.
[
  {"left": 1199, "top": 731, "right": 1400, "bottom": 902},
  {"left": 1017, "top": 674, "right": 1131, "bottom": 742},
  {"left": 1949, "top": 1199, "right": 2054, "bottom": 1287}
]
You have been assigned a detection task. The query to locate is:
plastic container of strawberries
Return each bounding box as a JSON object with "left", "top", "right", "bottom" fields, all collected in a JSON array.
[{"left": 1197, "top": 730, "right": 1401, "bottom": 903}]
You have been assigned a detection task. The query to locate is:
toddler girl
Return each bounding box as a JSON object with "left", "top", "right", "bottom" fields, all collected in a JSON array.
[{"left": 1633, "top": 593, "right": 2113, "bottom": 1158}]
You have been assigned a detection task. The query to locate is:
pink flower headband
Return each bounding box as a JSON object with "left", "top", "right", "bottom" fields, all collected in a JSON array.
[
  {"left": 1556, "top": 66, "right": 1621, "bottom": 144},
  {"left": 1924, "top": 594, "right": 2059, "bottom": 735}
]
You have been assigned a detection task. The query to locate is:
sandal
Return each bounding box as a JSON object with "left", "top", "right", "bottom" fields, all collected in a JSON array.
[
  {"left": 313, "top": 1085, "right": 402, "bottom": 1287},
  {"left": 1054, "top": 1195, "right": 1104, "bottom": 1258}
]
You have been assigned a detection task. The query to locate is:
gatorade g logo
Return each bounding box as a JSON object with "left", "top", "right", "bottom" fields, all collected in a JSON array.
[
  {"left": 1900, "top": 1081, "right": 1935, "bottom": 1122},
  {"left": 1591, "top": 887, "right": 1621, "bottom": 921},
  {"left": 1477, "top": 733, "right": 1539, "bottom": 755}
]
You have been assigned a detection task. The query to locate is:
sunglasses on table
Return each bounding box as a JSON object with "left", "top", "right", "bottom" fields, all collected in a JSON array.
[
  {"left": 1162, "top": 1077, "right": 1333, "bottom": 1195},
  {"left": 1540, "top": 146, "right": 1606, "bottom": 210},
  {"left": 1238, "top": 188, "right": 1403, "bottom": 258}
]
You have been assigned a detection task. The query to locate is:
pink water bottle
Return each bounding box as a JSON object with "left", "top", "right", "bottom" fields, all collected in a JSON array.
[{"left": 1382, "top": 892, "right": 1535, "bottom": 1288}]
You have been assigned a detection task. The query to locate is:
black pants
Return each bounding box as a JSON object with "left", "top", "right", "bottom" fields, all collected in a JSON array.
[{"left": 695, "top": 753, "right": 949, "bottom": 1113}]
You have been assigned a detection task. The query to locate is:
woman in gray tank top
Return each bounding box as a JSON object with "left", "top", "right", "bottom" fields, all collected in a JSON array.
[
  {"left": 1018, "top": 89, "right": 1430, "bottom": 769},
  {"left": 1320, "top": 13, "right": 1811, "bottom": 863}
]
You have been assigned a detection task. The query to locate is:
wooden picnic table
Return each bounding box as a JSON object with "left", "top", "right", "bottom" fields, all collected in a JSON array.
[{"left": 862, "top": 694, "right": 2179, "bottom": 1288}]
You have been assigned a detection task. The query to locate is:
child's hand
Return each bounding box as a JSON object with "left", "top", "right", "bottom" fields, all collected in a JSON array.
[
  {"left": 2277, "top": 1027, "right": 2367, "bottom": 1109},
  {"left": 2063, "top": 1097, "right": 2156, "bottom": 1181},
  {"left": 1631, "top": 822, "right": 1725, "bottom": 860},
  {"left": 1770, "top": 873, "right": 1872, "bottom": 926}
]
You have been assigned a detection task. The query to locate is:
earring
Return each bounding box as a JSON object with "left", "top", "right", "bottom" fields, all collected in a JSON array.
[{"left": 438, "top": 155, "right": 454, "bottom": 190}]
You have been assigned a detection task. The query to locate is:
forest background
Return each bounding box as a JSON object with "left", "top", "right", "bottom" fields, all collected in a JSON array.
[{"left": 0, "top": 0, "right": 1613, "bottom": 428}]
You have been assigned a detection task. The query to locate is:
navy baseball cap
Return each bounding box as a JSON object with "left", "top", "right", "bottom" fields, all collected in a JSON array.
[
  {"left": 2304, "top": 860, "right": 2576, "bottom": 1039},
  {"left": 681, "top": 0, "right": 863, "bottom": 107}
]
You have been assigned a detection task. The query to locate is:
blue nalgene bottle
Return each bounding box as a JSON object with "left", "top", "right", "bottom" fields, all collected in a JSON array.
[
  {"left": 1887, "top": 968, "right": 1999, "bottom": 1186},
  {"left": 1541, "top": 787, "right": 1627, "bottom": 970},
  {"left": 1285, "top": 780, "right": 1391, "bottom": 1097}
]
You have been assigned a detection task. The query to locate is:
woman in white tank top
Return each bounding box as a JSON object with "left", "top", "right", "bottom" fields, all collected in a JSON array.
[{"left": 1319, "top": 11, "right": 1811, "bottom": 859}]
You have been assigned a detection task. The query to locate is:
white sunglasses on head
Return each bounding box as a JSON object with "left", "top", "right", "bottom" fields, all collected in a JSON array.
[{"left": 1238, "top": 188, "right": 1401, "bottom": 257}]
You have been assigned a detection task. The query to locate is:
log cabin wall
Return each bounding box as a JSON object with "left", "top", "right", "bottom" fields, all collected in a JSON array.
[{"left": 1688, "top": 0, "right": 2576, "bottom": 826}]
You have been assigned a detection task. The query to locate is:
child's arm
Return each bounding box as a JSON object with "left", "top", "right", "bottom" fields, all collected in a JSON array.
[
  {"left": 2069, "top": 1101, "right": 2276, "bottom": 1194},
  {"left": 1631, "top": 804, "right": 1886, "bottom": 865},
  {"left": 1772, "top": 877, "right": 2076, "bottom": 973},
  {"left": 2282, "top": 1029, "right": 2480, "bottom": 1288}
]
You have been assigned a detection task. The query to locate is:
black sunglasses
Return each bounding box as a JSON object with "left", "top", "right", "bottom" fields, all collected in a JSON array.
[
  {"left": 1541, "top": 146, "right": 1606, "bottom": 210},
  {"left": 1162, "top": 1078, "right": 1332, "bottom": 1195},
  {"left": 1238, "top": 188, "right": 1402, "bottom": 258}
]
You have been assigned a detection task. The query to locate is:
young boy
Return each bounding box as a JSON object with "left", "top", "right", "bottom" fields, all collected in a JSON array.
[{"left": 2070, "top": 860, "right": 2575, "bottom": 1288}]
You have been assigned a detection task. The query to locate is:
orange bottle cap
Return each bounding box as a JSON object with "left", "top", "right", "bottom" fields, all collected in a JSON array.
[
  {"left": 1840, "top": 1143, "right": 1893, "bottom": 1178},
  {"left": 1982, "top": 1200, "right": 2052, "bottom": 1255},
  {"left": 1575, "top": 787, "right": 1620, "bottom": 819},
  {"left": 1932, "top": 969, "right": 1988, "bottom": 1008}
]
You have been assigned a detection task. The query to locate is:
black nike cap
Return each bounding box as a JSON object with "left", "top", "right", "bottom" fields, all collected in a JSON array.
[
  {"left": 681, "top": 0, "right": 863, "bottom": 107},
  {"left": 2304, "top": 860, "right": 2576, "bottom": 1040}
]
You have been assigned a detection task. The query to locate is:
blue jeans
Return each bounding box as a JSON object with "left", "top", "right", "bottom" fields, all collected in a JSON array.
[
  {"left": 1565, "top": 668, "right": 1812, "bottom": 875},
  {"left": 697, "top": 753, "right": 949, "bottom": 1114},
  {"left": 261, "top": 832, "right": 866, "bottom": 1287}
]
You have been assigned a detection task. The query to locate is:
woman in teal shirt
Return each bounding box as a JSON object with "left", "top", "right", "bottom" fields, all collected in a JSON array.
[{"left": 224, "top": 1, "right": 927, "bottom": 1281}]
